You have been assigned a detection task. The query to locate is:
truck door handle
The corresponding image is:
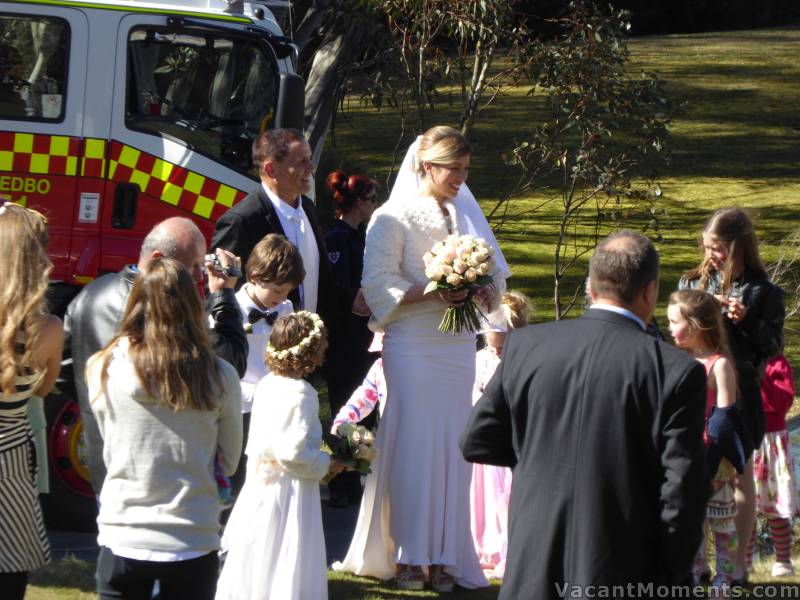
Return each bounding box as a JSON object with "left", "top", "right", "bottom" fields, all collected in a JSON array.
[{"left": 112, "top": 183, "right": 138, "bottom": 229}]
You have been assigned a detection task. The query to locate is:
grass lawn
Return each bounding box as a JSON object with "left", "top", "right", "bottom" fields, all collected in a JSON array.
[{"left": 23, "top": 553, "right": 800, "bottom": 599}]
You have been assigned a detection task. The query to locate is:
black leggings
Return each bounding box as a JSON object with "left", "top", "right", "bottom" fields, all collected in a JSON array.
[
  {"left": 0, "top": 571, "right": 28, "bottom": 600},
  {"left": 95, "top": 547, "right": 218, "bottom": 600}
]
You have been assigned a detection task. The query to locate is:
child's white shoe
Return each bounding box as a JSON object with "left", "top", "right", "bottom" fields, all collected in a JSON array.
[{"left": 771, "top": 562, "right": 794, "bottom": 577}]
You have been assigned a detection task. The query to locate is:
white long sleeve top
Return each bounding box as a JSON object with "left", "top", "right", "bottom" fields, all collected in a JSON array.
[{"left": 246, "top": 373, "right": 329, "bottom": 482}]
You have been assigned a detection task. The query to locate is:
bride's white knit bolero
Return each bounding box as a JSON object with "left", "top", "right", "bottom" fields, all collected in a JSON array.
[{"left": 362, "top": 192, "right": 504, "bottom": 329}]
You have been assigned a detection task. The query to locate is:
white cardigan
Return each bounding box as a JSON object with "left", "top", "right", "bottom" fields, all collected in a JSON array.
[
  {"left": 362, "top": 193, "right": 505, "bottom": 329},
  {"left": 246, "top": 373, "right": 329, "bottom": 481}
]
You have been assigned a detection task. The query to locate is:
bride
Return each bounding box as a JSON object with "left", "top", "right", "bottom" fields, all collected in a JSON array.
[{"left": 333, "top": 126, "right": 510, "bottom": 592}]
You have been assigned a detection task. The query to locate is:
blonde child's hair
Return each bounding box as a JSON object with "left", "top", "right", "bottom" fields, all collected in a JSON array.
[
  {"left": 265, "top": 312, "right": 328, "bottom": 378},
  {"left": 502, "top": 290, "right": 530, "bottom": 330},
  {"left": 668, "top": 289, "right": 731, "bottom": 357}
]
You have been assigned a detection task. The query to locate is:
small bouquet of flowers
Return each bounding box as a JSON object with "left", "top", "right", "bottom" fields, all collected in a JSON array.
[
  {"left": 423, "top": 234, "right": 495, "bottom": 335},
  {"left": 322, "top": 423, "right": 378, "bottom": 483}
]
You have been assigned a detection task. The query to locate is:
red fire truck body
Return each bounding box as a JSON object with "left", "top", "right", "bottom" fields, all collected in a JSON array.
[{"left": 0, "top": 0, "right": 304, "bottom": 528}]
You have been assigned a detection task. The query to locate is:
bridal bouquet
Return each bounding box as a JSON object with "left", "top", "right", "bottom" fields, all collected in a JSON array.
[
  {"left": 322, "top": 424, "right": 378, "bottom": 482},
  {"left": 423, "top": 234, "right": 495, "bottom": 335}
]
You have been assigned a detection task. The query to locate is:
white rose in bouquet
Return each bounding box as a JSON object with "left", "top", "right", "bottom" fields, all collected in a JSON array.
[{"left": 446, "top": 272, "right": 463, "bottom": 287}]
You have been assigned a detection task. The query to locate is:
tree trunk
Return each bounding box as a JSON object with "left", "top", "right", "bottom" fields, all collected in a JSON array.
[{"left": 303, "top": 29, "right": 358, "bottom": 167}]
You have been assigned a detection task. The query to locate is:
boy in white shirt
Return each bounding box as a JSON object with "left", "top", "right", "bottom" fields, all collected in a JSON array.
[{"left": 230, "top": 233, "right": 304, "bottom": 496}]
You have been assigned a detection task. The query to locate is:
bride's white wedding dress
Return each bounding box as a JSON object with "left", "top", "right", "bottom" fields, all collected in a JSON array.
[{"left": 333, "top": 191, "right": 496, "bottom": 589}]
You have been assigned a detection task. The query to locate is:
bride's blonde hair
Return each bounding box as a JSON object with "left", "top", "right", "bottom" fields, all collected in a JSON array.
[
  {"left": 414, "top": 126, "right": 472, "bottom": 175},
  {"left": 0, "top": 202, "right": 52, "bottom": 398}
]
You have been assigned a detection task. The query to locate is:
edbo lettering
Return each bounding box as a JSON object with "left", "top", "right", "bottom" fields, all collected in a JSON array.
[{"left": 0, "top": 176, "right": 50, "bottom": 195}]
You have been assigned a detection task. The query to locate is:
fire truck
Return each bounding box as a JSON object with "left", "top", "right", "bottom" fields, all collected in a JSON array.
[{"left": 0, "top": 0, "right": 304, "bottom": 529}]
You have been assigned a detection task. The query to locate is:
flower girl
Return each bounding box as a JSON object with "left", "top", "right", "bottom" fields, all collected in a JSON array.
[
  {"left": 470, "top": 291, "right": 529, "bottom": 579},
  {"left": 668, "top": 289, "right": 746, "bottom": 590},
  {"left": 215, "top": 312, "right": 344, "bottom": 600}
]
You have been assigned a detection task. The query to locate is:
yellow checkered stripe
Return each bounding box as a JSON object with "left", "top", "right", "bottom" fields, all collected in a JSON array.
[
  {"left": 0, "top": 133, "right": 247, "bottom": 220},
  {"left": 107, "top": 141, "right": 245, "bottom": 220},
  {"left": 0, "top": 132, "right": 81, "bottom": 176}
]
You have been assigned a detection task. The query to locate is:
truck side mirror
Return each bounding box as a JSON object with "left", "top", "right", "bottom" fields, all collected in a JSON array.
[
  {"left": 274, "top": 72, "right": 305, "bottom": 132},
  {"left": 112, "top": 183, "right": 138, "bottom": 229}
]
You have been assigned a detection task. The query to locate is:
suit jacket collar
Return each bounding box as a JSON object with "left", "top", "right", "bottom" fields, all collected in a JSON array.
[
  {"left": 581, "top": 306, "right": 647, "bottom": 332},
  {"left": 256, "top": 184, "right": 286, "bottom": 238}
]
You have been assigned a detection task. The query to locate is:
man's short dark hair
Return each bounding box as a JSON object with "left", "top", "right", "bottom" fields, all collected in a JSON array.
[
  {"left": 589, "top": 230, "right": 659, "bottom": 304},
  {"left": 245, "top": 233, "right": 305, "bottom": 287},
  {"left": 251, "top": 128, "right": 306, "bottom": 171}
]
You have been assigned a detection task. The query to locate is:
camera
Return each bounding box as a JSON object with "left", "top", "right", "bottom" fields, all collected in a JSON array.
[{"left": 205, "top": 254, "right": 242, "bottom": 279}]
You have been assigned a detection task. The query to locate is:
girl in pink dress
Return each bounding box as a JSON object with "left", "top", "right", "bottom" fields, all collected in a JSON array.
[{"left": 470, "top": 291, "right": 530, "bottom": 579}]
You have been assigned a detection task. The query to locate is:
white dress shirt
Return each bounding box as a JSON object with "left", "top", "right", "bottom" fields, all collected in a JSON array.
[
  {"left": 262, "top": 183, "right": 320, "bottom": 313},
  {"left": 235, "top": 287, "right": 293, "bottom": 413},
  {"left": 589, "top": 303, "right": 646, "bottom": 330}
]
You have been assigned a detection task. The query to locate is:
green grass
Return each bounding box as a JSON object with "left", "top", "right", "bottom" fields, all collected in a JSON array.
[
  {"left": 325, "top": 26, "right": 800, "bottom": 368},
  {"left": 23, "top": 554, "right": 800, "bottom": 599}
]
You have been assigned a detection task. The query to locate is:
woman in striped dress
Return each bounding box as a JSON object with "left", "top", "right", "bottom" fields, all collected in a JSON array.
[{"left": 0, "top": 201, "right": 64, "bottom": 600}]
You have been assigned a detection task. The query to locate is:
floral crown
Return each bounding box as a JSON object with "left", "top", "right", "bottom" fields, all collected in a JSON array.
[{"left": 265, "top": 311, "right": 324, "bottom": 361}]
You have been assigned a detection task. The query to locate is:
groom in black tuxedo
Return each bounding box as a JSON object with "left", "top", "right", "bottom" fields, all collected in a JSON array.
[
  {"left": 461, "top": 231, "right": 707, "bottom": 599},
  {"left": 211, "top": 128, "right": 365, "bottom": 321}
]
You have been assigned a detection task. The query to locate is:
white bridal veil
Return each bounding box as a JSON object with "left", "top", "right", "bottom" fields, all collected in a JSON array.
[
  {"left": 389, "top": 136, "right": 513, "bottom": 328},
  {"left": 389, "top": 136, "right": 512, "bottom": 281}
]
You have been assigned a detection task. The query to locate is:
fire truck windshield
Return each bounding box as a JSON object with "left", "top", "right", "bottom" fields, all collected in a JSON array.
[{"left": 126, "top": 26, "right": 279, "bottom": 176}]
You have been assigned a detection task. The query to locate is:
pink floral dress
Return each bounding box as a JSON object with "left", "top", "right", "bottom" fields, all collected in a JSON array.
[{"left": 754, "top": 355, "right": 799, "bottom": 518}]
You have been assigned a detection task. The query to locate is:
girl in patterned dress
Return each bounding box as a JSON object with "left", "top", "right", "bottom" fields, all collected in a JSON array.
[
  {"left": 748, "top": 354, "right": 798, "bottom": 577},
  {"left": 668, "top": 289, "right": 746, "bottom": 592},
  {"left": 0, "top": 201, "right": 63, "bottom": 600}
]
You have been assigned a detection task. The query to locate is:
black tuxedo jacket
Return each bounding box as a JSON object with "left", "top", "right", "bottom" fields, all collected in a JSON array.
[
  {"left": 210, "top": 185, "right": 356, "bottom": 326},
  {"left": 461, "top": 309, "right": 708, "bottom": 599}
]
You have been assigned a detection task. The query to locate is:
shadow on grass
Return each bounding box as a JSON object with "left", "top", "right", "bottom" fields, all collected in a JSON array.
[
  {"left": 329, "top": 572, "right": 501, "bottom": 600},
  {"left": 29, "top": 554, "right": 96, "bottom": 593}
]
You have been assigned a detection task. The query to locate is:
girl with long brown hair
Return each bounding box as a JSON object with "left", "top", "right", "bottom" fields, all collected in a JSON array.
[
  {"left": 679, "top": 207, "right": 785, "bottom": 586},
  {"left": 86, "top": 257, "right": 242, "bottom": 600},
  {"left": 0, "top": 201, "right": 63, "bottom": 600}
]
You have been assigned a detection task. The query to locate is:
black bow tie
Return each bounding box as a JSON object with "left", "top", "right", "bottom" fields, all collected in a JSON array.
[{"left": 248, "top": 308, "right": 278, "bottom": 327}]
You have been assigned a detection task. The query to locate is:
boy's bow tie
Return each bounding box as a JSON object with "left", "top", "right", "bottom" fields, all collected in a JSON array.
[{"left": 247, "top": 308, "right": 278, "bottom": 327}]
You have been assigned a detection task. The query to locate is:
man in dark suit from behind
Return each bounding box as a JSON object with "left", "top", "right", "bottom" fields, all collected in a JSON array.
[{"left": 461, "top": 230, "right": 708, "bottom": 599}]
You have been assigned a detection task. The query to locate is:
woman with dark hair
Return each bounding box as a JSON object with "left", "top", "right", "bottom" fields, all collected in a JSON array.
[
  {"left": 323, "top": 170, "right": 379, "bottom": 507},
  {"left": 0, "top": 201, "right": 63, "bottom": 600},
  {"left": 87, "top": 257, "right": 242, "bottom": 600},
  {"left": 679, "top": 207, "right": 785, "bottom": 586}
]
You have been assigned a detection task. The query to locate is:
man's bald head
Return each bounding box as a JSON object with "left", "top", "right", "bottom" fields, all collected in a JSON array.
[
  {"left": 589, "top": 230, "right": 659, "bottom": 306},
  {"left": 139, "top": 217, "right": 207, "bottom": 281}
]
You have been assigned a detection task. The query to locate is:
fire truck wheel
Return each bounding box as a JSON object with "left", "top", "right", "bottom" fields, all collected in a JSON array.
[{"left": 40, "top": 389, "right": 98, "bottom": 532}]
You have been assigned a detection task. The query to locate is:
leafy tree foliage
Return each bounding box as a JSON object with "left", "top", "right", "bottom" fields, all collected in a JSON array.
[{"left": 498, "top": 1, "right": 679, "bottom": 318}]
